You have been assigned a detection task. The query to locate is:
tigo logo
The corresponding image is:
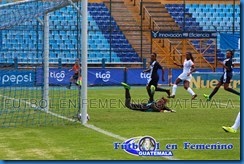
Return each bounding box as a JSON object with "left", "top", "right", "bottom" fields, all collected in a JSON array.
[
  {"left": 50, "top": 71, "right": 65, "bottom": 82},
  {"left": 95, "top": 71, "right": 111, "bottom": 82},
  {"left": 140, "top": 72, "right": 151, "bottom": 83}
]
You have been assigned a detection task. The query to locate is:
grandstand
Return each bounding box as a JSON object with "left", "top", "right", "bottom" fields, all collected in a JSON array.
[
  {"left": 0, "top": 0, "right": 142, "bottom": 66},
  {"left": 132, "top": 0, "right": 239, "bottom": 70},
  {"left": 0, "top": 0, "right": 240, "bottom": 69}
]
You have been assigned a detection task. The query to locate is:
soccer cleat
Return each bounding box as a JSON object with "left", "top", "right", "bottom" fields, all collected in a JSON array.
[
  {"left": 203, "top": 94, "right": 211, "bottom": 101},
  {"left": 150, "top": 85, "right": 156, "bottom": 95},
  {"left": 222, "top": 126, "right": 237, "bottom": 133},
  {"left": 192, "top": 94, "right": 197, "bottom": 100},
  {"left": 171, "top": 110, "right": 176, "bottom": 113},
  {"left": 121, "top": 82, "right": 131, "bottom": 90}
]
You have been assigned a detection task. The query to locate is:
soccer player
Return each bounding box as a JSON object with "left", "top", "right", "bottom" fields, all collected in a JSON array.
[
  {"left": 203, "top": 50, "right": 240, "bottom": 101},
  {"left": 143, "top": 53, "right": 170, "bottom": 103},
  {"left": 67, "top": 58, "right": 81, "bottom": 89},
  {"left": 168, "top": 52, "right": 197, "bottom": 100},
  {"left": 222, "top": 112, "right": 240, "bottom": 133},
  {"left": 121, "top": 82, "right": 176, "bottom": 113}
]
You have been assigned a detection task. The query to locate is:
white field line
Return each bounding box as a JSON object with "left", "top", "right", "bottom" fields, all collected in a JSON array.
[{"left": 0, "top": 94, "right": 179, "bottom": 160}]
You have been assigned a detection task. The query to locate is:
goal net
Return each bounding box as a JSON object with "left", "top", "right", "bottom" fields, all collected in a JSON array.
[{"left": 0, "top": 0, "right": 85, "bottom": 127}]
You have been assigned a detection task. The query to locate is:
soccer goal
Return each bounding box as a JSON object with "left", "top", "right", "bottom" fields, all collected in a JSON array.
[{"left": 0, "top": 0, "right": 88, "bottom": 127}]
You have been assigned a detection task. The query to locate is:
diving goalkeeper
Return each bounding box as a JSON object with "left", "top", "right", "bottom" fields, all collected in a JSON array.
[{"left": 121, "top": 82, "right": 176, "bottom": 113}]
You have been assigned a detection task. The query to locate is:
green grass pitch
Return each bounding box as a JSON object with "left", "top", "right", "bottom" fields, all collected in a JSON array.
[{"left": 0, "top": 86, "right": 240, "bottom": 160}]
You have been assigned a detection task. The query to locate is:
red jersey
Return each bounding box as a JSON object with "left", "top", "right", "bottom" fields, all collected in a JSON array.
[{"left": 72, "top": 64, "right": 80, "bottom": 74}]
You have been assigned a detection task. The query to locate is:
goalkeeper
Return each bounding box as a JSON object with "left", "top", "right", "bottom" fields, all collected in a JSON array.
[
  {"left": 121, "top": 83, "right": 176, "bottom": 113},
  {"left": 67, "top": 58, "right": 81, "bottom": 89}
]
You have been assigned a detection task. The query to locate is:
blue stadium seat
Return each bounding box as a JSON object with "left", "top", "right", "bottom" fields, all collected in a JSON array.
[
  {"left": 6, "top": 2, "right": 240, "bottom": 65},
  {"left": 184, "top": 3, "right": 240, "bottom": 34},
  {"left": 88, "top": 3, "right": 140, "bottom": 63}
]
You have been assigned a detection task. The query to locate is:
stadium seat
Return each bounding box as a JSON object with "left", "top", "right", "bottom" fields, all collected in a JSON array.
[
  {"left": 184, "top": 3, "right": 240, "bottom": 32},
  {"left": 88, "top": 3, "right": 140, "bottom": 63},
  {"left": 2, "top": 2, "right": 238, "bottom": 65}
]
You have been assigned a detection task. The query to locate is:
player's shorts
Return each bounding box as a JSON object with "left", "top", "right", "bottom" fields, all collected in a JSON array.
[
  {"left": 220, "top": 72, "right": 232, "bottom": 84},
  {"left": 178, "top": 73, "right": 192, "bottom": 82},
  {"left": 72, "top": 73, "right": 79, "bottom": 80},
  {"left": 147, "top": 78, "right": 159, "bottom": 87}
]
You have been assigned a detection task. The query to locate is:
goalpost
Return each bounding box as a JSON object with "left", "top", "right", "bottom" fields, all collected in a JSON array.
[
  {"left": 42, "top": 0, "right": 88, "bottom": 124},
  {"left": 80, "top": 0, "right": 88, "bottom": 125},
  {"left": 0, "top": 0, "right": 88, "bottom": 127}
]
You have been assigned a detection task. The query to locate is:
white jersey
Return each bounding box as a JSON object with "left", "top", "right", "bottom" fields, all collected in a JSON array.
[{"left": 182, "top": 59, "right": 194, "bottom": 75}]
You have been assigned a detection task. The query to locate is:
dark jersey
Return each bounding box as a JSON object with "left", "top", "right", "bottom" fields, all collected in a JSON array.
[
  {"left": 125, "top": 97, "right": 168, "bottom": 112},
  {"left": 143, "top": 101, "right": 166, "bottom": 112},
  {"left": 141, "top": 102, "right": 158, "bottom": 112},
  {"left": 223, "top": 58, "right": 233, "bottom": 74},
  {"left": 149, "top": 61, "right": 162, "bottom": 80},
  {"left": 219, "top": 58, "right": 233, "bottom": 83}
]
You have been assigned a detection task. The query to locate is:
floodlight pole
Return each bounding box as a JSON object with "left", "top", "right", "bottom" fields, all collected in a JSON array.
[{"left": 43, "top": 13, "right": 49, "bottom": 111}]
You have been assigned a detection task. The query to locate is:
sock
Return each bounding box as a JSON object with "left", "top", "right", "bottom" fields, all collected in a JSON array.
[
  {"left": 125, "top": 89, "right": 131, "bottom": 99},
  {"left": 187, "top": 87, "right": 195, "bottom": 96},
  {"left": 225, "top": 88, "right": 240, "bottom": 96},
  {"left": 147, "top": 87, "right": 151, "bottom": 97},
  {"left": 231, "top": 112, "right": 240, "bottom": 130},
  {"left": 172, "top": 84, "right": 177, "bottom": 95},
  {"left": 125, "top": 89, "right": 131, "bottom": 109},
  {"left": 147, "top": 87, "right": 154, "bottom": 102},
  {"left": 156, "top": 87, "right": 169, "bottom": 92},
  {"left": 150, "top": 93, "right": 154, "bottom": 102},
  {"left": 209, "top": 87, "right": 220, "bottom": 99},
  {"left": 68, "top": 82, "right": 72, "bottom": 87}
]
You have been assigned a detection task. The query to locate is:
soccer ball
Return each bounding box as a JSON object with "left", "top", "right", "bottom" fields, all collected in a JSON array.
[{"left": 77, "top": 113, "right": 90, "bottom": 121}]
